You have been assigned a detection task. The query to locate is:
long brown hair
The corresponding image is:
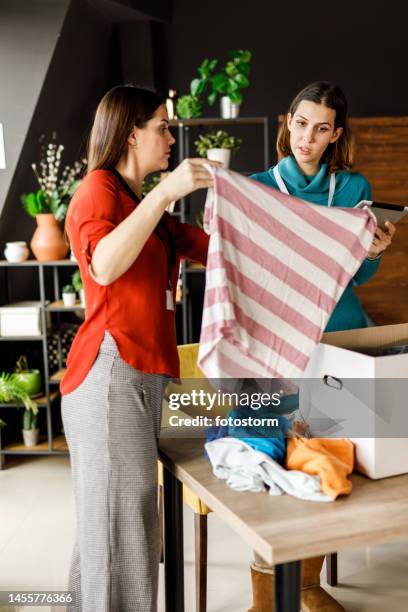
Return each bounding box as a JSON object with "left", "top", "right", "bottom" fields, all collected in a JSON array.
[
  {"left": 277, "top": 81, "right": 353, "bottom": 173},
  {"left": 87, "top": 85, "right": 164, "bottom": 173}
]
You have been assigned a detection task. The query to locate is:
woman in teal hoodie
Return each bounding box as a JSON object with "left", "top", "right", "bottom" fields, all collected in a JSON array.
[
  {"left": 251, "top": 81, "right": 395, "bottom": 333},
  {"left": 248, "top": 82, "right": 396, "bottom": 612}
]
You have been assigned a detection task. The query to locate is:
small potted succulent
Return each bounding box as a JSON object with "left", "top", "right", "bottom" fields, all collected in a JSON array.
[
  {"left": 0, "top": 372, "right": 39, "bottom": 446},
  {"left": 62, "top": 284, "right": 76, "bottom": 307},
  {"left": 72, "top": 270, "right": 84, "bottom": 306},
  {"left": 195, "top": 130, "right": 242, "bottom": 168}
]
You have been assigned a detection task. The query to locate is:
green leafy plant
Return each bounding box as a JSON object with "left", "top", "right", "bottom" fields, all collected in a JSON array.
[
  {"left": 142, "top": 174, "right": 161, "bottom": 197},
  {"left": 72, "top": 270, "right": 83, "bottom": 292},
  {"left": 210, "top": 50, "right": 251, "bottom": 105},
  {"left": 0, "top": 372, "right": 39, "bottom": 431},
  {"left": 195, "top": 130, "right": 242, "bottom": 157},
  {"left": 21, "top": 138, "right": 86, "bottom": 222},
  {"left": 176, "top": 95, "right": 203, "bottom": 119},
  {"left": 62, "top": 284, "right": 75, "bottom": 294},
  {"left": 190, "top": 58, "right": 218, "bottom": 105}
]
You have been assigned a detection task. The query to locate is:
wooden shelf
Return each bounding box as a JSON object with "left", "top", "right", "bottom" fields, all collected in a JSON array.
[
  {"left": 50, "top": 368, "right": 66, "bottom": 383},
  {"left": 52, "top": 434, "right": 68, "bottom": 451},
  {"left": 0, "top": 335, "right": 44, "bottom": 341},
  {"left": 0, "top": 391, "right": 59, "bottom": 408},
  {"left": 168, "top": 117, "right": 267, "bottom": 127},
  {"left": 1, "top": 434, "right": 68, "bottom": 453},
  {"left": 47, "top": 300, "right": 84, "bottom": 311},
  {"left": 0, "top": 259, "right": 78, "bottom": 267}
]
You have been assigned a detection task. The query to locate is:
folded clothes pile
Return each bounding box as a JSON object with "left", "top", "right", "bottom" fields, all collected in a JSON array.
[{"left": 205, "top": 428, "right": 354, "bottom": 502}]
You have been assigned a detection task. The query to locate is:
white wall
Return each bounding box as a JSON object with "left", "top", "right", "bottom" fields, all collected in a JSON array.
[{"left": 0, "top": 0, "right": 69, "bottom": 215}]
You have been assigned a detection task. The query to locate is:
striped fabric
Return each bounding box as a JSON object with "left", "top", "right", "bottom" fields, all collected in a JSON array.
[{"left": 198, "top": 168, "right": 376, "bottom": 379}]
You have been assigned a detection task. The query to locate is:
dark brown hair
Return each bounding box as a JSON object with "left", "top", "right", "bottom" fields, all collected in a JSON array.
[
  {"left": 277, "top": 81, "right": 353, "bottom": 172},
  {"left": 87, "top": 85, "right": 164, "bottom": 173}
]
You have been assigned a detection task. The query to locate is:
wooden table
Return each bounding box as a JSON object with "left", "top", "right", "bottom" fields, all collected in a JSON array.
[{"left": 159, "top": 435, "right": 408, "bottom": 612}]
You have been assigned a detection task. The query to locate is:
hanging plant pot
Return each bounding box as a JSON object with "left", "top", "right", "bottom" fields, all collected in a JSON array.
[
  {"left": 31, "top": 214, "right": 69, "bottom": 261},
  {"left": 220, "top": 96, "right": 240, "bottom": 119}
]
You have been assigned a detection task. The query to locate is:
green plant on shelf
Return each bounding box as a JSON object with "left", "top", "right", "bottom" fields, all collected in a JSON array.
[
  {"left": 14, "top": 355, "right": 42, "bottom": 397},
  {"left": 72, "top": 270, "right": 83, "bottom": 292},
  {"left": 142, "top": 174, "right": 161, "bottom": 197},
  {"left": 176, "top": 94, "right": 203, "bottom": 119},
  {"left": 21, "top": 136, "right": 86, "bottom": 222},
  {"left": 195, "top": 130, "right": 242, "bottom": 157},
  {"left": 210, "top": 50, "right": 251, "bottom": 106},
  {"left": 62, "top": 284, "right": 75, "bottom": 294},
  {"left": 0, "top": 372, "right": 39, "bottom": 431}
]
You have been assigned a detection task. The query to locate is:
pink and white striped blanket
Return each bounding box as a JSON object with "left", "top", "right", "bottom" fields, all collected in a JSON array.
[{"left": 198, "top": 167, "right": 376, "bottom": 379}]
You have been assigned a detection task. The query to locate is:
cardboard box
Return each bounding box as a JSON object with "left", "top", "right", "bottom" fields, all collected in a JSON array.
[
  {"left": 301, "top": 323, "right": 408, "bottom": 479},
  {"left": 0, "top": 301, "right": 47, "bottom": 336}
]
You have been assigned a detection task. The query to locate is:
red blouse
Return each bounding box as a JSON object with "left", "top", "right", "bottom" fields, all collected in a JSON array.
[{"left": 60, "top": 169, "right": 209, "bottom": 395}]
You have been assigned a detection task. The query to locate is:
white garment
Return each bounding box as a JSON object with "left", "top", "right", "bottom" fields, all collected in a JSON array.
[{"left": 205, "top": 437, "right": 332, "bottom": 502}]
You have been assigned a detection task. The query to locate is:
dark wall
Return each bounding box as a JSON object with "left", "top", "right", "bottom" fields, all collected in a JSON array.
[
  {"left": 162, "top": 0, "right": 408, "bottom": 166},
  {"left": 0, "top": 0, "right": 167, "bottom": 252}
]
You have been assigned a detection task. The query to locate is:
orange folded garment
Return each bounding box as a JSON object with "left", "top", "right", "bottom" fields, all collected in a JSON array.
[{"left": 286, "top": 437, "right": 354, "bottom": 500}]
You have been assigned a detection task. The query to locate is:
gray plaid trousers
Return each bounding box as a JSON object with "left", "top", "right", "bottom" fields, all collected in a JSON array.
[{"left": 61, "top": 331, "right": 168, "bottom": 612}]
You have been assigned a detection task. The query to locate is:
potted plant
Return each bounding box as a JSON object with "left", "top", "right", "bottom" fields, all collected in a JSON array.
[
  {"left": 21, "top": 138, "right": 86, "bottom": 261},
  {"left": 62, "top": 284, "right": 76, "bottom": 307},
  {"left": 176, "top": 94, "right": 203, "bottom": 119},
  {"left": 210, "top": 50, "right": 252, "bottom": 118},
  {"left": 72, "top": 270, "right": 84, "bottom": 306},
  {"left": 0, "top": 372, "right": 39, "bottom": 446},
  {"left": 14, "top": 356, "right": 42, "bottom": 398},
  {"left": 195, "top": 130, "right": 242, "bottom": 168}
]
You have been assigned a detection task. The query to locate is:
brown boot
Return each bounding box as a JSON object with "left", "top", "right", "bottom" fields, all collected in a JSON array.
[
  {"left": 301, "top": 555, "right": 344, "bottom": 611},
  {"left": 247, "top": 562, "right": 274, "bottom": 612}
]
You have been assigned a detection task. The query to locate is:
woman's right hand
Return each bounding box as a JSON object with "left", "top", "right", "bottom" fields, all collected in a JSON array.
[{"left": 156, "top": 158, "right": 222, "bottom": 203}]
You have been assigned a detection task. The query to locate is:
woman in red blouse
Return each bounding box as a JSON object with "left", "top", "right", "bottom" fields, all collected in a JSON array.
[{"left": 61, "top": 85, "right": 219, "bottom": 612}]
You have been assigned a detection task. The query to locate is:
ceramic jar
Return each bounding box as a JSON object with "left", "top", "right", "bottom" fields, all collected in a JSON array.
[
  {"left": 4, "top": 241, "right": 29, "bottom": 262},
  {"left": 30, "top": 214, "right": 69, "bottom": 261}
]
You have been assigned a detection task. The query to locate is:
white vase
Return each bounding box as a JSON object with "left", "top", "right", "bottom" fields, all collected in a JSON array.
[
  {"left": 62, "top": 293, "right": 76, "bottom": 307},
  {"left": 207, "top": 148, "right": 231, "bottom": 168},
  {"left": 4, "top": 241, "right": 29, "bottom": 262},
  {"left": 220, "top": 96, "right": 240, "bottom": 119},
  {"left": 22, "top": 428, "right": 40, "bottom": 447}
]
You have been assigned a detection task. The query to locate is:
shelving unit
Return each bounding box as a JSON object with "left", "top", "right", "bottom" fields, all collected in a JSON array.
[
  {"left": 0, "top": 259, "right": 79, "bottom": 468},
  {"left": 169, "top": 117, "right": 270, "bottom": 343}
]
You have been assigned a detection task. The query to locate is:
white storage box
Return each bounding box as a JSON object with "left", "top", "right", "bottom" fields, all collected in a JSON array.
[
  {"left": 301, "top": 323, "right": 408, "bottom": 479},
  {"left": 0, "top": 301, "right": 48, "bottom": 337}
]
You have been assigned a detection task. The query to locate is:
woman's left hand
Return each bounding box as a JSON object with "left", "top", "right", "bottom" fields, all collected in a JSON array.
[{"left": 367, "top": 220, "right": 396, "bottom": 259}]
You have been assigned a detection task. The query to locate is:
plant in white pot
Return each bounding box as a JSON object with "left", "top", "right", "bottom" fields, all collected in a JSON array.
[
  {"left": 0, "top": 372, "right": 39, "bottom": 446},
  {"left": 72, "top": 270, "right": 85, "bottom": 307},
  {"left": 62, "top": 284, "right": 76, "bottom": 307},
  {"left": 195, "top": 130, "right": 242, "bottom": 168}
]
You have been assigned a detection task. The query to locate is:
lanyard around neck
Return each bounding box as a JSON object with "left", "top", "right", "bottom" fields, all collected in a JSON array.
[
  {"left": 110, "top": 168, "right": 177, "bottom": 288},
  {"left": 273, "top": 166, "right": 336, "bottom": 207}
]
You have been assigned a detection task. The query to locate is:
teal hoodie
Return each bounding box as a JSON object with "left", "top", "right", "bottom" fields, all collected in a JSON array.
[{"left": 251, "top": 156, "right": 380, "bottom": 332}]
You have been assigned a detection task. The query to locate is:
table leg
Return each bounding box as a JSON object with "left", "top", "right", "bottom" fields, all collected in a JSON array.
[
  {"left": 163, "top": 464, "right": 185, "bottom": 612},
  {"left": 275, "top": 560, "right": 301, "bottom": 612}
]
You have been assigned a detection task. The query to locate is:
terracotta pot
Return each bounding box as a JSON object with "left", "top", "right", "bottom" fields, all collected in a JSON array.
[{"left": 30, "top": 214, "right": 69, "bottom": 261}]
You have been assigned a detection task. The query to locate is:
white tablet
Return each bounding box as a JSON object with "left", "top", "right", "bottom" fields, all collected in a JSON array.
[{"left": 355, "top": 200, "right": 408, "bottom": 228}]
